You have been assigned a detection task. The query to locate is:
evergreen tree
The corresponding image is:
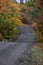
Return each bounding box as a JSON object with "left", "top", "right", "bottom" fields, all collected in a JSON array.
[{"left": 20, "top": 0, "right": 23, "bottom": 4}]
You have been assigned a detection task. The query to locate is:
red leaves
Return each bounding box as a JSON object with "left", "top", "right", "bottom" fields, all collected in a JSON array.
[
  {"left": 0, "top": 0, "right": 1, "bottom": 2},
  {"left": 0, "top": 0, "right": 4, "bottom": 3}
]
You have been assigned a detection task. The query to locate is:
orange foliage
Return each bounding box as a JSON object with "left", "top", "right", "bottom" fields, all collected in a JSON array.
[
  {"left": 0, "top": 0, "right": 23, "bottom": 25},
  {"left": 0, "top": 0, "right": 20, "bottom": 14}
]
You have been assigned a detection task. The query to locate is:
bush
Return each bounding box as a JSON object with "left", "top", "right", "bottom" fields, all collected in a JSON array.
[{"left": 0, "top": 13, "right": 19, "bottom": 41}]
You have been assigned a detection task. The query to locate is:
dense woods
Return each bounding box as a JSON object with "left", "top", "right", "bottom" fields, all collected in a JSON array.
[
  {"left": 0, "top": 0, "right": 43, "bottom": 42},
  {"left": 0, "top": 0, "right": 43, "bottom": 64},
  {"left": 0, "top": 0, "right": 23, "bottom": 41}
]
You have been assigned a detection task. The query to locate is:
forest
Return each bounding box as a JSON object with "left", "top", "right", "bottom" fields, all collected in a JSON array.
[
  {"left": 0, "top": 0, "right": 43, "bottom": 42},
  {"left": 0, "top": 0, "right": 43, "bottom": 65}
]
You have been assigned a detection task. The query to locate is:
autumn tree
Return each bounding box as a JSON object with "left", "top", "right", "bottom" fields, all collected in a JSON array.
[
  {"left": 0, "top": 0, "right": 22, "bottom": 41},
  {"left": 0, "top": 13, "right": 19, "bottom": 41}
]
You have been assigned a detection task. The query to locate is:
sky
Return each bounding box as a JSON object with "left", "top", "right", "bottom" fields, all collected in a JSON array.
[{"left": 16, "top": 0, "right": 25, "bottom": 3}]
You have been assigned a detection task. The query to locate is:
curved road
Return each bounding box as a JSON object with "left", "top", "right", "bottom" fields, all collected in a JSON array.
[{"left": 0, "top": 25, "right": 36, "bottom": 65}]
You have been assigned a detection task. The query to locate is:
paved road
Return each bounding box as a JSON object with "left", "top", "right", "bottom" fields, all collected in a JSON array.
[{"left": 0, "top": 25, "right": 36, "bottom": 65}]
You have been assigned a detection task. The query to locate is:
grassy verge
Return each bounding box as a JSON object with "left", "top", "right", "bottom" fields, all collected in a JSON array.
[
  {"left": 31, "top": 43, "right": 43, "bottom": 65},
  {"left": 31, "top": 23, "right": 43, "bottom": 65}
]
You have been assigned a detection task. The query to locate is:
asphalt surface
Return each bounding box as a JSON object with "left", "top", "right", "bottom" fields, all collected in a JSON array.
[{"left": 0, "top": 25, "right": 36, "bottom": 65}]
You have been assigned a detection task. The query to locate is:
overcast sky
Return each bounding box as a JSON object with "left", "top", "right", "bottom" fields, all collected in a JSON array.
[{"left": 16, "top": 0, "right": 25, "bottom": 3}]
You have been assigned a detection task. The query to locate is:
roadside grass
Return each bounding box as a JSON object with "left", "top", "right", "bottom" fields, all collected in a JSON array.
[
  {"left": 31, "top": 43, "right": 43, "bottom": 65},
  {"left": 31, "top": 23, "right": 43, "bottom": 65}
]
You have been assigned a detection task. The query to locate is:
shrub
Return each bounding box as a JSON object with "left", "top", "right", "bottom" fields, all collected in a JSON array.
[{"left": 0, "top": 13, "right": 19, "bottom": 41}]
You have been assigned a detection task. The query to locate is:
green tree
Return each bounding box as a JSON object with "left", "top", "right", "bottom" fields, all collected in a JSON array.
[
  {"left": 26, "top": 0, "right": 36, "bottom": 6},
  {"left": 0, "top": 14, "right": 19, "bottom": 41}
]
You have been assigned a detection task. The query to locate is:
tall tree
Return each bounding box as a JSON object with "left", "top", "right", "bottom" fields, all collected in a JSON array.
[{"left": 20, "top": 0, "right": 23, "bottom": 4}]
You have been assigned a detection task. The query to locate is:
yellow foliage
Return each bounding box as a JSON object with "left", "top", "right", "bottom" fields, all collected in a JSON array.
[
  {"left": 0, "top": 33, "right": 3, "bottom": 41},
  {"left": 11, "top": 17, "right": 23, "bottom": 25},
  {"left": 34, "top": 0, "right": 40, "bottom": 7},
  {"left": 0, "top": 0, "right": 20, "bottom": 14},
  {"left": 0, "top": 0, "right": 23, "bottom": 25}
]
